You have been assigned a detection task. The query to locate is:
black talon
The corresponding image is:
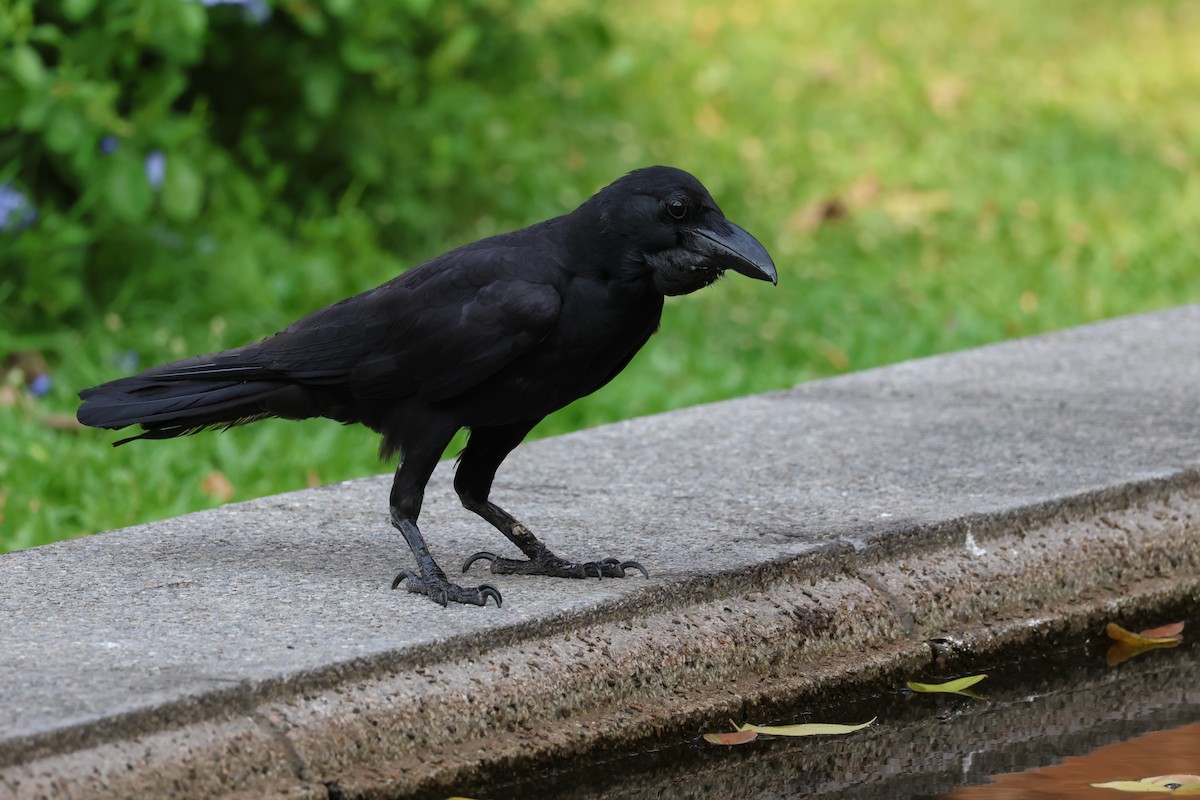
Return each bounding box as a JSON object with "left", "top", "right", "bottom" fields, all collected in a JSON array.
[
  {"left": 582, "top": 562, "right": 603, "bottom": 580},
  {"left": 462, "top": 551, "right": 500, "bottom": 573},
  {"left": 391, "top": 570, "right": 418, "bottom": 590},
  {"left": 621, "top": 560, "right": 650, "bottom": 579},
  {"left": 479, "top": 585, "right": 503, "bottom": 608}
]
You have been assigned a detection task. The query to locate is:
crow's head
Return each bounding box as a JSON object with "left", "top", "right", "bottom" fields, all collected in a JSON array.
[{"left": 594, "top": 166, "right": 777, "bottom": 296}]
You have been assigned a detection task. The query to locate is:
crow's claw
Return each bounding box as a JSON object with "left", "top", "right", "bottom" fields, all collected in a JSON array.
[
  {"left": 392, "top": 570, "right": 502, "bottom": 607},
  {"left": 391, "top": 570, "right": 420, "bottom": 591},
  {"left": 616, "top": 560, "right": 650, "bottom": 579},
  {"left": 461, "top": 548, "right": 650, "bottom": 581},
  {"left": 477, "top": 584, "right": 503, "bottom": 606},
  {"left": 461, "top": 551, "right": 499, "bottom": 572}
]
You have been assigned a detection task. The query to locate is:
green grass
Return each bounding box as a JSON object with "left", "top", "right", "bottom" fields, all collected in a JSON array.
[{"left": 4, "top": 0, "right": 1200, "bottom": 550}]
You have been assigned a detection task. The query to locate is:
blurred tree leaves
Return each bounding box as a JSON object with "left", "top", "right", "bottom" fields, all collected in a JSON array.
[{"left": 0, "top": 0, "right": 612, "bottom": 333}]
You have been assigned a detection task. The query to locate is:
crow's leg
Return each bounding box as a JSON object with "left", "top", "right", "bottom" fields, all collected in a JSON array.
[
  {"left": 456, "top": 423, "right": 648, "bottom": 580},
  {"left": 389, "top": 422, "right": 501, "bottom": 608}
]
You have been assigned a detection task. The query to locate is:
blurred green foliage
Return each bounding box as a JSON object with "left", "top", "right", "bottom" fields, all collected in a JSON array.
[
  {"left": 1, "top": 0, "right": 609, "bottom": 331},
  {"left": 2, "top": 0, "right": 1200, "bottom": 550}
]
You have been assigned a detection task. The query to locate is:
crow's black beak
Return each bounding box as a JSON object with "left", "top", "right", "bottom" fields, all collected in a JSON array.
[{"left": 693, "top": 220, "right": 778, "bottom": 285}]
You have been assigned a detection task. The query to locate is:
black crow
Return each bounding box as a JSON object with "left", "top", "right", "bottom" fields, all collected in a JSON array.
[{"left": 78, "top": 166, "right": 777, "bottom": 607}]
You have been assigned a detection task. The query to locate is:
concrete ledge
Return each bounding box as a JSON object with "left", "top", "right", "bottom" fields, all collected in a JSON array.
[{"left": 4, "top": 306, "right": 1200, "bottom": 798}]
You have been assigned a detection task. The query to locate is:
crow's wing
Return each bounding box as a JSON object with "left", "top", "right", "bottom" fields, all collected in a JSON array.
[
  {"left": 270, "top": 248, "right": 563, "bottom": 401},
  {"left": 138, "top": 247, "right": 563, "bottom": 403}
]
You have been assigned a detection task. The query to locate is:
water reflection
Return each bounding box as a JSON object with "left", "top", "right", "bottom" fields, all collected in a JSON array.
[{"left": 945, "top": 723, "right": 1200, "bottom": 799}]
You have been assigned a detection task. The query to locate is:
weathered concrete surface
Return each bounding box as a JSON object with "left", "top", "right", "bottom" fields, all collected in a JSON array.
[{"left": 2, "top": 306, "right": 1200, "bottom": 798}]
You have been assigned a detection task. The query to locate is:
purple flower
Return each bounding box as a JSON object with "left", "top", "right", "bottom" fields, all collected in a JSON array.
[
  {"left": 28, "top": 373, "right": 52, "bottom": 398},
  {"left": 117, "top": 350, "right": 140, "bottom": 373},
  {"left": 0, "top": 184, "right": 37, "bottom": 232},
  {"left": 145, "top": 151, "right": 166, "bottom": 190},
  {"left": 99, "top": 135, "right": 119, "bottom": 155},
  {"left": 197, "top": 0, "right": 271, "bottom": 23}
]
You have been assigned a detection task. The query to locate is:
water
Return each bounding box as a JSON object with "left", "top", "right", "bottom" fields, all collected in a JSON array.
[{"left": 448, "top": 606, "right": 1200, "bottom": 799}]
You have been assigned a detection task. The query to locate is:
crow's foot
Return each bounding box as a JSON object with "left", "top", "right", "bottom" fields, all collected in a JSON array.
[
  {"left": 462, "top": 549, "right": 649, "bottom": 580},
  {"left": 391, "top": 570, "right": 502, "bottom": 607}
]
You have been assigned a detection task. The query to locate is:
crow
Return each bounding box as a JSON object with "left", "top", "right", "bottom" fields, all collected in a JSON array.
[{"left": 77, "top": 166, "right": 777, "bottom": 608}]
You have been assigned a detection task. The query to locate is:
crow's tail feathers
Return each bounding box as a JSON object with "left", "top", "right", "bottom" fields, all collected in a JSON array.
[
  {"left": 76, "top": 348, "right": 327, "bottom": 446},
  {"left": 78, "top": 377, "right": 280, "bottom": 445}
]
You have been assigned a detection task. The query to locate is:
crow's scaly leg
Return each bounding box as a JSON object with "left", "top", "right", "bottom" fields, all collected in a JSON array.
[
  {"left": 389, "top": 421, "right": 501, "bottom": 607},
  {"left": 455, "top": 423, "right": 648, "bottom": 580}
]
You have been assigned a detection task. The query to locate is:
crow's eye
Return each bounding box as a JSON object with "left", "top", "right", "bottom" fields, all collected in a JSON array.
[{"left": 667, "top": 198, "right": 687, "bottom": 220}]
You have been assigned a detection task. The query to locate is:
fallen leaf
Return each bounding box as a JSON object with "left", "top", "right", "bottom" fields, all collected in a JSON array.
[
  {"left": 1106, "top": 640, "right": 1179, "bottom": 667},
  {"left": 305, "top": 468, "right": 322, "bottom": 488},
  {"left": 2, "top": 351, "right": 53, "bottom": 408},
  {"left": 1091, "top": 781, "right": 1176, "bottom": 793},
  {"left": 1092, "top": 775, "right": 1200, "bottom": 793},
  {"left": 735, "top": 717, "right": 876, "bottom": 737},
  {"left": 201, "top": 470, "right": 235, "bottom": 503},
  {"left": 702, "top": 728, "right": 758, "bottom": 746},
  {"left": 1106, "top": 622, "right": 1181, "bottom": 646},
  {"left": 0, "top": 383, "right": 26, "bottom": 409},
  {"left": 1105, "top": 623, "right": 1182, "bottom": 663},
  {"left": 879, "top": 189, "right": 952, "bottom": 226},
  {"left": 816, "top": 338, "right": 850, "bottom": 371},
  {"left": 1142, "top": 775, "right": 1200, "bottom": 788},
  {"left": 694, "top": 104, "right": 726, "bottom": 137},
  {"left": 927, "top": 74, "right": 969, "bottom": 116},
  {"left": 785, "top": 196, "right": 850, "bottom": 233},
  {"left": 1160, "top": 143, "right": 1193, "bottom": 172},
  {"left": 907, "top": 674, "right": 987, "bottom": 695},
  {"left": 3, "top": 350, "right": 49, "bottom": 382},
  {"left": 40, "top": 413, "right": 84, "bottom": 432},
  {"left": 1139, "top": 622, "right": 1185, "bottom": 639},
  {"left": 846, "top": 175, "right": 882, "bottom": 207}
]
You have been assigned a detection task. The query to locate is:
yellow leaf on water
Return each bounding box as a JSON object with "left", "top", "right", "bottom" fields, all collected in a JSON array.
[
  {"left": 1105, "top": 623, "right": 1180, "bottom": 646},
  {"left": 1092, "top": 775, "right": 1200, "bottom": 793},
  {"left": 734, "top": 717, "right": 876, "bottom": 737},
  {"left": 1090, "top": 781, "right": 1177, "bottom": 792},
  {"left": 907, "top": 674, "right": 987, "bottom": 694},
  {"left": 1105, "top": 623, "right": 1181, "bottom": 665},
  {"left": 1138, "top": 622, "right": 1185, "bottom": 640},
  {"left": 1141, "top": 775, "right": 1200, "bottom": 787},
  {"left": 1106, "top": 639, "right": 1179, "bottom": 667}
]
